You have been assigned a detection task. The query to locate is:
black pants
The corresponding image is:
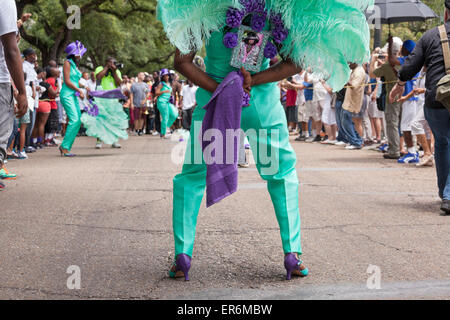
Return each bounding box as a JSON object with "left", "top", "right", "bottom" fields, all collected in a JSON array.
[
  {"left": 154, "top": 103, "right": 161, "bottom": 134},
  {"left": 182, "top": 108, "right": 193, "bottom": 131}
]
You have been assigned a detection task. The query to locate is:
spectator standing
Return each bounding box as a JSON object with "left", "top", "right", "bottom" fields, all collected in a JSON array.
[
  {"left": 284, "top": 77, "right": 299, "bottom": 133},
  {"left": 22, "top": 47, "right": 38, "bottom": 154},
  {"left": 95, "top": 57, "right": 122, "bottom": 90},
  {"left": 180, "top": 79, "right": 197, "bottom": 131},
  {"left": 151, "top": 71, "right": 161, "bottom": 136},
  {"left": 370, "top": 38, "right": 403, "bottom": 159},
  {"left": 0, "top": 0, "right": 28, "bottom": 186},
  {"left": 368, "top": 77, "right": 384, "bottom": 144},
  {"left": 291, "top": 72, "right": 307, "bottom": 141},
  {"left": 341, "top": 63, "right": 366, "bottom": 150},
  {"left": 333, "top": 88, "right": 349, "bottom": 146},
  {"left": 309, "top": 75, "right": 327, "bottom": 142},
  {"left": 391, "top": 0, "right": 450, "bottom": 214},
  {"left": 43, "top": 67, "right": 61, "bottom": 146},
  {"left": 130, "top": 72, "right": 149, "bottom": 135},
  {"left": 320, "top": 81, "right": 337, "bottom": 144}
]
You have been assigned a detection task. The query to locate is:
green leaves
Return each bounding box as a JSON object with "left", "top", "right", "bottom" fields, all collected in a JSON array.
[{"left": 17, "top": 0, "right": 173, "bottom": 74}]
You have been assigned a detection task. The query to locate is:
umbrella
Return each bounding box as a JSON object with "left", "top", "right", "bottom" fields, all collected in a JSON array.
[{"left": 366, "top": 0, "right": 438, "bottom": 25}]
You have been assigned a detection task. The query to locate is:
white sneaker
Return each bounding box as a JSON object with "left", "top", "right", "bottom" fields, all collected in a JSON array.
[
  {"left": 334, "top": 141, "right": 347, "bottom": 146},
  {"left": 416, "top": 155, "right": 434, "bottom": 167},
  {"left": 95, "top": 143, "right": 102, "bottom": 149},
  {"left": 152, "top": 131, "right": 159, "bottom": 136},
  {"left": 18, "top": 151, "right": 28, "bottom": 159},
  {"left": 345, "top": 145, "right": 361, "bottom": 150},
  {"left": 322, "top": 139, "right": 337, "bottom": 145},
  {"left": 112, "top": 143, "right": 122, "bottom": 149}
]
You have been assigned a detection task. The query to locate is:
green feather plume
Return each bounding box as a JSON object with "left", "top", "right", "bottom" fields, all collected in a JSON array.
[{"left": 157, "top": 0, "right": 374, "bottom": 90}]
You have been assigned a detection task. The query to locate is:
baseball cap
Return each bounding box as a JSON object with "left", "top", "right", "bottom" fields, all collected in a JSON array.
[
  {"left": 23, "top": 48, "right": 36, "bottom": 57},
  {"left": 403, "top": 40, "right": 416, "bottom": 54}
]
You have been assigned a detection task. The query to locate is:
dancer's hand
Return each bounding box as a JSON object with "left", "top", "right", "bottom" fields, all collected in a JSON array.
[
  {"left": 78, "top": 90, "right": 85, "bottom": 100},
  {"left": 240, "top": 67, "right": 252, "bottom": 95}
]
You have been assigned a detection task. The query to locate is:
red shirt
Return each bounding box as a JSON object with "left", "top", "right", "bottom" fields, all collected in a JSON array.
[
  {"left": 46, "top": 77, "right": 58, "bottom": 110},
  {"left": 286, "top": 89, "right": 297, "bottom": 107}
]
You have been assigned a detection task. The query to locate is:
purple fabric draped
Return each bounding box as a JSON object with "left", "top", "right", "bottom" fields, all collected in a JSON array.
[
  {"left": 201, "top": 71, "right": 245, "bottom": 207},
  {"left": 88, "top": 89, "right": 127, "bottom": 100}
]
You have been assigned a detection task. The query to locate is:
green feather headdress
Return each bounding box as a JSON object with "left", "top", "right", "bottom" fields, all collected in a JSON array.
[{"left": 157, "top": 0, "right": 374, "bottom": 90}]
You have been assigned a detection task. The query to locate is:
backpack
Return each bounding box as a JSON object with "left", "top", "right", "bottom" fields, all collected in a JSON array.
[{"left": 435, "top": 25, "right": 450, "bottom": 111}]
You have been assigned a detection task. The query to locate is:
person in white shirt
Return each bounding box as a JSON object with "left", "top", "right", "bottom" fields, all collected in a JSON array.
[
  {"left": 306, "top": 73, "right": 327, "bottom": 142},
  {"left": 400, "top": 68, "right": 434, "bottom": 167},
  {"left": 87, "top": 72, "right": 97, "bottom": 92},
  {"left": 292, "top": 72, "right": 308, "bottom": 141},
  {"left": 22, "top": 48, "right": 39, "bottom": 153},
  {"left": 0, "top": 0, "right": 28, "bottom": 185},
  {"left": 319, "top": 81, "right": 337, "bottom": 144},
  {"left": 180, "top": 80, "right": 197, "bottom": 131}
]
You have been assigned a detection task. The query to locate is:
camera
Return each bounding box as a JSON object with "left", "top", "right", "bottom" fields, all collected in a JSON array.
[{"left": 114, "top": 61, "right": 124, "bottom": 69}]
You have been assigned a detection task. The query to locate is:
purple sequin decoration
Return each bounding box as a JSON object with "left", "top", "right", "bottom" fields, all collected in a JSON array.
[
  {"left": 251, "top": 14, "right": 266, "bottom": 32},
  {"left": 242, "top": 92, "right": 250, "bottom": 106},
  {"left": 264, "top": 41, "right": 277, "bottom": 59},
  {"left": 224, "top": 0, "right": 288, "bottom": 63},
  {"left": 226, "top": 8, "right": 244, "bottom": 28},
  {"left": 223, "top": 32, "right": 239, "bottom": 48},
  {"left": 270, "top": 13, "right": 283, "bottom": 26},
  {"left": 272, "top": 26, "right": 289, "bottom": 44}
]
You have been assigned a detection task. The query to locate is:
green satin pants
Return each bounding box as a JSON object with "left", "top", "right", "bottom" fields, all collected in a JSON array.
[
  {"left": 157, "top": 101, "right": 178, "bottom": 136},
  {"left": 60, "top": 93, "right": 81, "bottom": 151},
  {"left": 172, "top": 83, "right": 302, "bottom": 258}
]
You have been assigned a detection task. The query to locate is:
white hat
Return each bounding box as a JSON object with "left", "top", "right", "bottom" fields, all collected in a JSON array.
[{"left": 382, "top": 37, "right": 403, "bottom": 54}]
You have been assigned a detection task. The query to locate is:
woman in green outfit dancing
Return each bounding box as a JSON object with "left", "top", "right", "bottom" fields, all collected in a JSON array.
[
  {"left": 155, "top": 69, "right": 178, "bottom": 139},
  {"left": 59, "top": 41, "right": 86, "bottom": 157}
]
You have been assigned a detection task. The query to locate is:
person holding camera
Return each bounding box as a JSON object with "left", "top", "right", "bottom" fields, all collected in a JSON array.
[
  {"left": 95, "top": 57, "right": 122, "bottom": 90},
  {"left": 92, "top": 57, "right": 128, "bottom": 149}
]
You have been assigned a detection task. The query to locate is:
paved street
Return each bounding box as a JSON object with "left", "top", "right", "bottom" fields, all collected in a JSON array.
[{"left": 1, "top": 134, "right": 449, "bottom": 299}]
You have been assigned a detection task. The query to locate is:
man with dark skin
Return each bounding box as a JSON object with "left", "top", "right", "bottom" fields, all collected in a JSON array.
[
  {"left": 152, "top": 71, "right": 161, "bottom": 136},
  {"left": 95, "top": 57, "right": 122, "bottom": 89},
  {"left": 3, "top": 36, "right": 27, "bottom": 116},
  {"left": 0, "top": 0, "right": 28, "bottom": 187}
]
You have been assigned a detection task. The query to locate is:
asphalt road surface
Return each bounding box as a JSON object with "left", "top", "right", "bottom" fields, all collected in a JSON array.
[{"left": 1, "top": 134, "right": 449, "bottom": 299}]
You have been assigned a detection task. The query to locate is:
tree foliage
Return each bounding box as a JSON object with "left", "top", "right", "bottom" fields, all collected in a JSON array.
[{"left": 16, "top": 0, "right": 174, "bottom": 75}]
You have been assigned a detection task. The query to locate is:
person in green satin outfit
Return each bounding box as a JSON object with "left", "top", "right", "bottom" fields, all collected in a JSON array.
[
  {"left": 155, "top": 69, "right": 178, "bottom": 138},
  {"left": 158, "top": 0, "right": 371, "bottom": 281},
  {"left": 169, "top": 30, "right": 308, "bottom": 278},
  {"left": 59, "top": 41, "right": 86, "bottom": 157}
]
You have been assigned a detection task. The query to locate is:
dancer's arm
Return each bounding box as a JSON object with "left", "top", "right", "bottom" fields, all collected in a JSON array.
[
  {"left": 250, "top": 58, "right": 303, "bottom": 89},
  {"left": 63, "top": 60, "right": 84, "bottom": 99},
  {"left": 174, "top": 50, "right": 218, "bottom": 93},
  {"left": 174, "top": 49, "right": 301, "bottom": 93}
]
